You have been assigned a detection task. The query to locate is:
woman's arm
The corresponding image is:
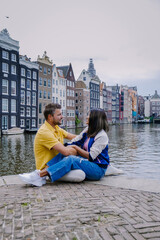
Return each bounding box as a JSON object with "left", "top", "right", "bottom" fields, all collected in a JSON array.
[{"left": 72, "top": 145, "right": 89, "bottom": 159}]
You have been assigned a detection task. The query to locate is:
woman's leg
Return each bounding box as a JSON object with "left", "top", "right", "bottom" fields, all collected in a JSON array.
[{"left": 46, "top": 155, "right": 106, "bottom": 182}]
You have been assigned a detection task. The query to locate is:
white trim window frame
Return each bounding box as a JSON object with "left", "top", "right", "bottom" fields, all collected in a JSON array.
[
  {"left": 2, "top": 50, "right": 9, "bottom": 60},
  {"left": 11, "top": 81, "right": 16, "bottom": 96},
  {"left": 2, "top": 98, "right": 8, "bottom": 112},
  {"left": 2, "top": 79, "right": 8, "bottom": 95},
  {"left": 11, "top": 65, "right": 16, "bottom": 75},
  {"left": 21, "top": 68, "right": 25, "bottom": 76},
  {"left": 11, "top": 53, "right": 16, "bottom": 62},
  {"left": 11, "top": 116, "right": 16, "bottom": 127},
  {"left": 11, "top": 99, "right": 16, "bottom": 113},
  {"left": 2, "top": 62, "right": 9, "bottom": 73}
]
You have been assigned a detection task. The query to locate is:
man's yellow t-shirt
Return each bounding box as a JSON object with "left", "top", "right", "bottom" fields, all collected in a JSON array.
[{"left": 34, "top": 121, "right": 68, "bottom": 170}]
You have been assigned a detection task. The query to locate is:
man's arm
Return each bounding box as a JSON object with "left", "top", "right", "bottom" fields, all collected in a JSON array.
[
  {"left": 66, "top": 133, "right": 77, "bottom": 140},
  {"left": 51, "top": 142, "right": 77, "bottom": 156}
]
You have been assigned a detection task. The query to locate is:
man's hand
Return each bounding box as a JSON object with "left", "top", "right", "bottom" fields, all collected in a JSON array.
[{"left": 66, "top": 146, "right": 77, "bottom": 156}]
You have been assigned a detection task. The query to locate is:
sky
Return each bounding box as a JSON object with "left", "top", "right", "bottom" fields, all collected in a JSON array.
[{"left": 0, "top": 0, "right": 160, "bottom": 96}]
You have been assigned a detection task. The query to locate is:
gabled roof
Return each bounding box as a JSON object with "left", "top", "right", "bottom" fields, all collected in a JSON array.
[
  {"left": 57, "top": 65, "right": 70, "bottom": 78},
  {"left": 151, "top": 90, "right": 160, "bottom": 99}
]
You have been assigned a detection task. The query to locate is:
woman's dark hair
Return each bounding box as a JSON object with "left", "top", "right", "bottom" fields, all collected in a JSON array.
[
  {"left": 87, "top": 109, "right": 109, "bottom": 137},
  {"left": 43, "top": 103, "right": 61, "bottom": 120}
]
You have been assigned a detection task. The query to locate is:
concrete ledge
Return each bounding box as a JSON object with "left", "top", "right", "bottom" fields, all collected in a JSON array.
[
  {"left": 0, "top": 177, "right": 5, "bottom": 186},
  {"left": 1, "top": 174, "right": 160, "bottom": 193},
  {"left": 90, "top": 175, "right": 160, "bottom": 193},
  {"left": 2, "top": 175, "right": 24, "bottom": 185}
]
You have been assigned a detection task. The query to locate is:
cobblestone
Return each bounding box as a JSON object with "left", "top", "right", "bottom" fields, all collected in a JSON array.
[{"left": 0, "top": 181, "right": 160, "bottom": 239}]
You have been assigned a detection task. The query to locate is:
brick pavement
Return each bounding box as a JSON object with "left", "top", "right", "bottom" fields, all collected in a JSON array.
[{"left": 0, "top": 181, "right": 160, "bottom": 240}]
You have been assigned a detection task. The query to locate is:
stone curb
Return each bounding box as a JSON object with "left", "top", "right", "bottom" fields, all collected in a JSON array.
[{"left": 1, "top": 174, "right": 160, "bottom": 193}]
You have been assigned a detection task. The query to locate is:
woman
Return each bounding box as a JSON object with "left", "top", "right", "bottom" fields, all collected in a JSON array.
[{"left": 20, "top": 109, "right": 110, "bottom": 186}]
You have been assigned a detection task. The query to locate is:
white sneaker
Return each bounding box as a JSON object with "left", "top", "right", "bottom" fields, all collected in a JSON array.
[
  {"left": 105, "top": 164, "right": 124, "bottom": 176},
  {"left": 19, "top": 170, "right": 46, "bottom": 187}
]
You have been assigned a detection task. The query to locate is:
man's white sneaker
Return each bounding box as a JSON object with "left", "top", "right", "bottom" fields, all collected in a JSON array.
[
  {"left": 19, "top": 170, "right": 46, "bottom": 187},
  {"left": 105, "top": 164, "right": 124, "bottom": 176}
]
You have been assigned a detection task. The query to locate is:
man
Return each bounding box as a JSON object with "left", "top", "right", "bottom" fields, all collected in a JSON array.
[{"left": 19, "top": 103, "right": 85, "bottom": 186}]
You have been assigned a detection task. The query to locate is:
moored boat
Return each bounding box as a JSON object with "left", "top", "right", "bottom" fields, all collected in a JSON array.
[{"left": 2, "top": 127, "right": 24, "bottom": 135}]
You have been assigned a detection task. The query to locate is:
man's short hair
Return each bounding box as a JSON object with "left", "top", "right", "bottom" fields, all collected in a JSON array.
[{"left": 43, "top": 103, "right": 61, "bottom": 120}]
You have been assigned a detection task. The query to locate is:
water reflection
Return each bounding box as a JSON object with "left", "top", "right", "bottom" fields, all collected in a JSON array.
[{"left": 0, "top": 124, "right": 160, "bottom": 180}]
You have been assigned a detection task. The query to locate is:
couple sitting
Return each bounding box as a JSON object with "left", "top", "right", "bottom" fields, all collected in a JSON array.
[{"left": 19, "top": 103, "right": 123, "bottom": 187}]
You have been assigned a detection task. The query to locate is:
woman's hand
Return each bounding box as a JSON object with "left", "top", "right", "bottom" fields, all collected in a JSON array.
[
  {"left": 66, "top": 145, "right": 77, "bottom": 156},
  {"left": 71, "top": 145, "right": 89, "bottom": 159}
]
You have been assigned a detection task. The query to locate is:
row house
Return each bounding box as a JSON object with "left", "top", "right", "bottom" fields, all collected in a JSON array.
[
  {"left": 75, "top": 80, "right": 90, "bottom": 127},
  {"left": 100, "top": 82, "right": 112, "bottom": 123},
  {"left": 128, "top": 87, "right": 138, "bottom": 122},
  {"left": 0, "top": 29, "right": 20, "bottom": 130},
  {"left": 52, "top": 64, "right": 66, "bottom": 127},
  {"left": 144, "top": 95, "right": 151, "bottom": 117},
  {"left": 150, "top": 90, "right": 160, "bottom": 117},
  {"left": 19, "top": 55, "right": 39, "bottom": 130},
  {"left": 57, "top": 64, "right": 75, "bottom": 128},
  {"left": 77, "top": 59, "right": 100, "bottom": 110},
  {"left": 138, "top": 95, "right": 145, "bottom": 117},
  {"left": 120, "top": 85, "right": 132, "bottom": 123},
  {"left": 109, "top": 85, "right": 120, "bottom": 124},
  {"left": 37, "top": 52, "right": 52, "bottom": 128}
]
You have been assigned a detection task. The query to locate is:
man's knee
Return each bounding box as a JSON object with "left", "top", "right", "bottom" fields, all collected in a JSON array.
[{"left": 57, "top": 169, "right": 86, "bottom": 182}]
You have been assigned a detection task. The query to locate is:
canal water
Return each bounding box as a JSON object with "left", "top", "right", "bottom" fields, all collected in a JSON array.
[{"left": 0, "top": 124, "right": 160, "bottom": 180}]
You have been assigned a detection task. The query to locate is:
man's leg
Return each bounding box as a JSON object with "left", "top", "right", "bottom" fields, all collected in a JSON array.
[{"left": 46, "top": 155, "right": 106, "bottom": 182}]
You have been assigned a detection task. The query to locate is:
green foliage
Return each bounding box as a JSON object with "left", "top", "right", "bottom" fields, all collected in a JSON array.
[{"left": 75, "top": 115, "right": 81, "bottom": 127}]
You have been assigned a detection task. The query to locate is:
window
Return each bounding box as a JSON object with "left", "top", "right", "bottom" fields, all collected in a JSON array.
[
  {"left": 32, "top": 108, "right": 36, "bottom": 117},
  {"left": 27, "top": 91, "right": 31, "bottom": 105},
  {"left": 60, "top": 90, "right": 62, "bottom": 97},
  {"left": 11, "top": 53, "right": 16, "bottom": 62},
  {"left": 52, "top": 88, "right": 55, "bottom": 94},
  {"left": 39, "top": 78, "right": 42, "bottom": 86},
  {"left": 44, "top": 79, "right": 47, "bottom": 86},
  {"left": 63, "top": 100, "right": 65, "bottom": 107},
  {"left": 2, "top": 63, "right": 9, "bottom": 73},
  {"left": 20, "top": 119, "right": 25, "bottom": 127},
  {"left": 2, "top": 50, "right": 9, "bottom": 59},
  {"left": 27, "top": 79, "right": 31, "bottom": 89},
  {"left": 56, "top": 80, "right": 58, "bottom": 85},
  {"left": 32, "top": 81, "right": 36, "bottom": 90},
  {"left": 48, "top": 68, "right": 51, "bottom": 74},
  {"left": 39, "top": 118, "right": 42, "bottom": 125},
  {"left": 39, "top": 103, "right": 42, "bottom": 113},
  {"left": 70, "top": 71, "right": 72, "bottom": 77},
  {"left": 11, "top": 116, "right": 16, "bottom": 127},
  {"left": 27, "top": 70, "right": 31, "bottom": 78},
  {"left": 44, "top": 91, "right": 47, "bottom": 99},
  {"left": 21, "top": 68, "right": 25, "bottom": 76},
  {"left": 63, "top": 90, "right": 65, "bottom": 97},
  {"left": 44, "top": 67, "right": 47, "bottom": 75},
  {"left": 21, "top": 90, "right": 25, "bottom": 105},
  {"left": 48, "top": 79, "right": 51, "bottom": 87},
  {"left": 56, "top": 88, "right": 58, "bottom": 94},
  {"left": 26, "top": 107, "right": 30, "bottom": 117},
  {"left": 33, "top": 71, "right": 37, "bottom": 79},
  {"left": 11, "top": 99, "right": 16, "bottom": 113},
  {"left": 39, "top": 90, "right": 42, "bottom": 98},
  {"left": 2, "top": 99, "right": 8, "bottom": 112},
  {"left": 11, "top": 81, "right": 16, "bottom": 95},
  {"left": 39, "top": 66, "right": 42, "bottom": 72},
  {"left": 20, "top": 107, "right": 25, "bottom": 116},
  {"left": 48, "top": 92, "right": 51, "bottom": 99},
  {"left": 21, "top": 78, "right": 25, "bottom": 88},
  {"left": 32, "top": 92, "right": 36, "bottom": 105},
  {"left": 11, "top": 65, "right": 16, "bottom": 75},
  {"left": 83, "top": 77, "right": 86, "bottom": 81},
  {"left": 56, "top": 97, "right": 58, "bottom": 103},
  {"left": 32, "top": 119, "right": 36, "bottom": 127},
  {"left": 54, "top": 72, "right": 56, "bottom": 77},
  {"left": 2, "top": 79, "right": 8, "bottom": 95}
]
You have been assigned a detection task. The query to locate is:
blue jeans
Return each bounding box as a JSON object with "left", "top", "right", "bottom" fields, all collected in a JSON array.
[{"left": 46, "top": 153, "right": 106, "bottom": 182}]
